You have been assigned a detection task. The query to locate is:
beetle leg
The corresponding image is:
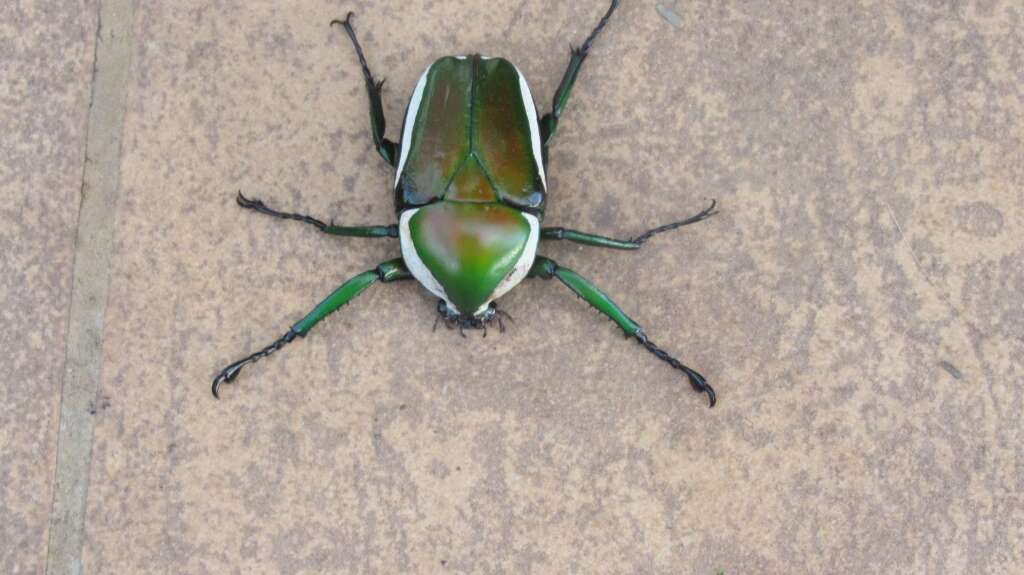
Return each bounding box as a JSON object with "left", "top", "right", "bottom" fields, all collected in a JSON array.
[
  {"left": 331, "top": 13, "right": 398, "bottom": 167},
  {"left": 541, "top": 200, "right": 718, "bottom": 249},
  {"left": 528, "top": 255, "right": 715, "bottom": 407},
  {"left": 495, "top": 308, "right": 514, "bottom": 324},
  {"left": 235, "top": 192, "right": 398, "bottom": 238},
  {"left": 212, "top": 258, "right": 412, "bottom": 398},
  {"left": 539, "top": 0, "right": 621, "bottom": 149}
]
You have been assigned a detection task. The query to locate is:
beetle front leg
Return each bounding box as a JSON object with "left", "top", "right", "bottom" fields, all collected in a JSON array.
[
  {"left": 542, "top": 200, "right": 718, "bottom": 249},
  {"left": 235, "top": 192, "right": 398, "bottom": 238},
  {"left": 539, "top": 0, "right": 621, "bottom": 149},
  {"left": 212, "top": 258, "right": 412, "bottom": 397},
  {"left": 528, "top": 256, "right": 715, "bottom": 407},
  {"left": 332, "top": 13, "right": 398, "bottom": 167}
]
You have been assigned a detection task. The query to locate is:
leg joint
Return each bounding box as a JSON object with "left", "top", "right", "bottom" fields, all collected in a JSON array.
[
  {"left": 375, "top": 258, "right": 409, "bottom": 282},
  {"left": 528, "top": 256, "right": 559, "bottom": 279}
]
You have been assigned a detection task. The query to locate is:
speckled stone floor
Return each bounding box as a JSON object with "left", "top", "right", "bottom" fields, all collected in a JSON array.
[{"left": 3, "top": 1, "right": 1022, "bottom": 573}]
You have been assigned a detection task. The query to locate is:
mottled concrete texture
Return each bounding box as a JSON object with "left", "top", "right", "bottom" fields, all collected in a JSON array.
[
  {"left": 0, "top": 1, "right": 97, "bottom": 574},
  {"left": 5, "top": 0, "right": 1023, "bottom": 573}
]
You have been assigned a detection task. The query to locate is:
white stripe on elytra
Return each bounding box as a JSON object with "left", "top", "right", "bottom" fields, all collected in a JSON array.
[
  {"left": 512, "top": 64, "right": 547, "bottom": 189},
  {"left": 394, "top": 67, "right": 431, "bottom": 189}
]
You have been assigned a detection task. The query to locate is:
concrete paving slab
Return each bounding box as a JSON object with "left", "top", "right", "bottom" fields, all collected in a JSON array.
[
  {"left": 0, "top": 2, "right": 97, "bottom": 574},
  {"left": 75, "top": 1, "right": 1022, "bottom": 573}
]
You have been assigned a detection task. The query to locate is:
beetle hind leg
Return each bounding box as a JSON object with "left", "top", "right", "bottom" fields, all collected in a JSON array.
[
  {"left": 331, "top": 13, "right": 398, "bottom": 166},
  {"left": 540, "top": 0, "right": 621, "bottom": 148}
]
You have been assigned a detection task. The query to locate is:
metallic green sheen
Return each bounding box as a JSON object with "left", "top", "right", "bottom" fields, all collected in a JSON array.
[
  {"left": 396, "top": 55, "right": 545, "bottom": 213},
  {"left": 291, "top": 270, "right": 379, "bottom": 335},
  {"left": 528, "top": 256, "right": 641, "bottom": 336},
  {"left": 409, "top": 202, "right": 530, "bottom": 314},
  {"left": 398, "top": 57, "right": 472, "bottom": 207},
  {"left": 290, "top": 258, "right": 410, "bottom": 335}
]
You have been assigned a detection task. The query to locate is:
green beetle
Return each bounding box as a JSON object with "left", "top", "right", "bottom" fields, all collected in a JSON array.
[{"left": 214, "top": 0, "right": 719, "bottom": 406}]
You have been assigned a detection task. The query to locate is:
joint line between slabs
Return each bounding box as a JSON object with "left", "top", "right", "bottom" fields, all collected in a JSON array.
[{"left": 45, "top": 1, "right": 136, "bottom": 573}]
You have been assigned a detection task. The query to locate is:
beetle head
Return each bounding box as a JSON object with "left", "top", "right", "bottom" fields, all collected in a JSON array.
[{"left": 435, "top": 299, "right": 506, "bottom": 335}]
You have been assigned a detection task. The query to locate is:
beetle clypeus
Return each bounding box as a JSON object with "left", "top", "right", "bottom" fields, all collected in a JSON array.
[{"left": 213, "top": 0, "right": 719, "bottom": 406}]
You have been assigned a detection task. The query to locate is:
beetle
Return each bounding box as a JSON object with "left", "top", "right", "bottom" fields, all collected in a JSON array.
[{"left": 213, "top": 0, "right": 719, "bottom": 406}]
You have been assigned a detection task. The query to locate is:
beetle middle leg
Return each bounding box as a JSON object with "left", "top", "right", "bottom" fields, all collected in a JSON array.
[
  {"left": 331, "top": 12, "right": 398, "bottom": 167},
  {"left": 539, "top": 0, "right": 621, "bottom": 149},
  {"left": 540, "top": 200, "right": 718, "bottom": 249},
  {"left": 235, "top": 192, "right": 398, "bottom": 238},
  {"left": 528, "top": 255, "right": 715, "bottom": 407}
]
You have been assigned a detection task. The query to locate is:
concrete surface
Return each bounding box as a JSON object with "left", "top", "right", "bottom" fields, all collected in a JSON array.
[
  {"left": 45, "top": 0, "right": 133, "bottom": 573},
  {"left": 0, "top": 2, "right": 97, "bottom": 574},
  {"left": 3, "top": 0, "right": 1022, "bottom": 573}
]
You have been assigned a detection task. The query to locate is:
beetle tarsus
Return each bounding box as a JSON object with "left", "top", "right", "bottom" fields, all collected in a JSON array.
[
  {"left": 635, "top": 331, "right": 716, "bottom": 408},
  {"left": 580, "top": 0, "right": 621, "bottom": 56},
  {"left": 629, "top": 199, "right": 719, "bottom": 245},
  {"left": 236, "top": 191, "right": 331, "bottom": 230},
  {"left": 332, "top": 12, "right": 368, "bottom": 72},
  {"left": 236, "top": 191, "right": 400, "bottom": 238},
  {"left": 212, "top": 329, "right": 298, "bottom": 398}
]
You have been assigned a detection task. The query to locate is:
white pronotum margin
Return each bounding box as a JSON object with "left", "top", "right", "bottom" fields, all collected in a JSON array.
[
  {"left": 399, "top": 208, "right": 540, "bottom": 317},
  {"left": 486, "top": 212, "right": 540, "bottom": 312}
]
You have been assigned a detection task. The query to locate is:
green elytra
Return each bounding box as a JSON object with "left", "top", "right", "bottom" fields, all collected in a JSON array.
[{"left": 214, "top": 1, "right": 720, "bottom": 406}]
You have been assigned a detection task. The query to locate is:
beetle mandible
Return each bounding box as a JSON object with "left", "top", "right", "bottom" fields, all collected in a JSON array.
[{"left": 213, "top": 0, "right": 719, "bottom": 406}]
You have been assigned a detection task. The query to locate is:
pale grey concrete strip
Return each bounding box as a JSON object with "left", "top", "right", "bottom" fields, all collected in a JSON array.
[
  {"left": 0, "top": 2, "right": 98, "bottom": 573},
  {"left": 45, "top": 1, "right": 135, "bottom": 574}
]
